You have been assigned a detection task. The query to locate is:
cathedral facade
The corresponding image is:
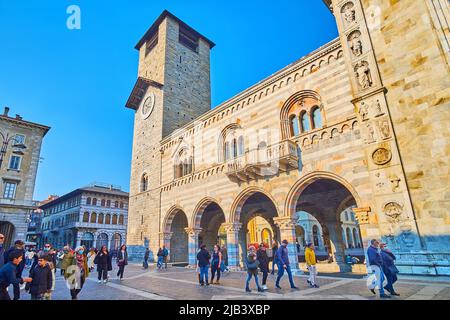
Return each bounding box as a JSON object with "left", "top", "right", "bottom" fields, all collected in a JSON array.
[{"left": 125, "top": 0, "right": 450, "bottom": 275}]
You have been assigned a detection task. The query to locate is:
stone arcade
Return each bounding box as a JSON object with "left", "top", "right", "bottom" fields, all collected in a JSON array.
[{"left": 125, "top": 1, "right": 450, "bottom": 275}]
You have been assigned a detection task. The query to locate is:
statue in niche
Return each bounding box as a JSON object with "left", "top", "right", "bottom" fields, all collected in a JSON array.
[
  {"left": 355, "top": 61, "right": 373, "bottom": 89},
  {"left": 366, "top": 123, "right": 376, "bottom": 143},
  {"left": 373, "top": 99, "right": 384, "bottom": 116},
  {"left": 359, "top": 102, "right": 369, "bottom": 121},
  {"left": 379, "top": 120, "right": 391, "bottom": 139},
  {"left": 349, "top": 32, "right": 363, "bottom": 57},
  {"left": 342, "top": 2, "right": 356, "bottom": 25}
]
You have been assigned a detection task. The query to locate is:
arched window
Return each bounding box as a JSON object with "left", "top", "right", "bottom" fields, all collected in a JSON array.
[
  {"left": 352, "top": 228, "right": 360, "bottom": 248},
  {"left": 120, "top": 202, "right": 124, "bottom": 209},
  {"left": 238, "top": 136, "right": 245, "bottom": 156},
  {"left": 105, "top": 214, "right": 111, "bottom": 224},
  {"left": 312, "top": 225, "right": 320, "bottom": 247},
  {"left": 92, "top": 198, "right": 97, "bottom": 206},
  {"left": 141, "top": 173, "right": 149, "bottom": 192},
  {"left": 90, "top": 212, "right": 97, "bottom": 224},
  {"left": 83, "top": 212, "right": 89, "bottom": 223},
  {"left": 351, "top": 212, "right": 355, "bottom": 222},
  {"left": 118, "top": 215, "right": 124, "bottom": 225},
  {"left": 112, "top": 215, "right": 118, "bottom": 225},
  {"left": 114, "top": 201, "right": 118, "bottom": 208},
  {"left": 289, "top": 115, "right": 300, "bottom": 136},
  {"left": 174, "top": 149, "right": 193, "bottom": 179},
  {"left": 221, "top": 125, "right": 244, "bottom": 162},
  {"left": 301, "top": 112, "right": 311, "bottom": 132},
  {"left": 345, "top": 212, "right": 349, "bottom": 221},
  {"left": 98, "top": 213, "right": 104, "bottom": 224},
  {"left": 86, "top": 197, "right": 91, "bottom": 205},
  {"left": 106, "top": 200, "right": 111, "bottom": 207},
  {"left": 101, "top": 199, "right": 105, "bottom": 207},
  {"left": 224, "top": 141, "right": 231, "bottom": 161},
  {"left": 311, "top": 106, "right": 323, "bottom": 129}
]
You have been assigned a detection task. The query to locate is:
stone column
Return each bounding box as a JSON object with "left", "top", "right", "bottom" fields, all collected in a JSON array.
[
  {"left": 273, "top": 217, "right": 300, "bottom": 273},
  {"left": 185, "top": 228, "right": 202, "bottom": 268},
  {"left": 222, "top": 222, "right": 242, "bottom": 270},
  {"left": 353, "top": 207, "right": 373, "bottom": 273},
  {"left": 324, "top": 221, "right": 352, "bottom": 272}
]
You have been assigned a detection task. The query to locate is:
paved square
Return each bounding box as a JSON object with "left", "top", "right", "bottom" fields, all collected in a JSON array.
[{"left": 15, "top": 264, "right": 450, "bottom": 300}]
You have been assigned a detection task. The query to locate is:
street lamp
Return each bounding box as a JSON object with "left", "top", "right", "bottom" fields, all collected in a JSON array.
[{"left": 0, "top": 131, "right": 27, "bottom": 169}]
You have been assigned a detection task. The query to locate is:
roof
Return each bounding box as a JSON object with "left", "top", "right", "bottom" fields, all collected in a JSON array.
[
  {"left": 322, "top": 0, "right": 333, "bottom": 11},
  {"left": 0, "top": 114, "right": 50, "bottom": 136},
  {"left": 125, "top": 77, "right": 163, "bottom": 110},
  {"left": 39, "top": 185, "right": 129, "bottom": 209},
  {"left": 135, "top": 10, "right": 216, "bottom": 50}
]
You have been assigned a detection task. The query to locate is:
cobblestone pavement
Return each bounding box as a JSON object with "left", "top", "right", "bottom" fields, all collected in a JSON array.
[{"left": 15, "top": 264, "right": 450, "bottom": 300}]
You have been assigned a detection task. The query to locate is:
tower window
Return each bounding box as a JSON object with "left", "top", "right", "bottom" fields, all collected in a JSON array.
[
  {"left": 179, "top": 25, "right": 199, "bottom": 53},
  {"left": 145, "top": 31, "right": 158, "bottom": 56}
]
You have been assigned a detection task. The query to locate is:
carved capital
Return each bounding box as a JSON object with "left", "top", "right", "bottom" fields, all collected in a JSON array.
[
  {"left": 184, "top": 227, "right": 202, "bottom": 237},
  {"left": 273, "top": 216, "right": 297, "bottom": 230},
  {"left": 353, "top": 207, "right": 371, "bottom": 225},
  {"left": 222, "top": 222, "right": 242, "bottom": 233}
]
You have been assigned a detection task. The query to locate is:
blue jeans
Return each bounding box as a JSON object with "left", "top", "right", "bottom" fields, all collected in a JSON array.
[
  {"left": 246, "top": 273, "right": 261, "bottom": 290},
  {"left": 157, "top": 256, "right": 163, "bottom": 269},
  {"left": 199, "top": 266, "right": 209, "bottom": 284},
  {"left": 276, "top": 263, "right": 296, "bottom": 288}
]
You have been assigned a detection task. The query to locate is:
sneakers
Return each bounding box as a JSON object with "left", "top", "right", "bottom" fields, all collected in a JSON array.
[
  {"left": 314, "top": 284, "right": 320, "bottom": 288},
  {"left": 291, "top": 286, "right": 300, "bottom": 290},
  {"left": 262, "top": 285, "right": 268, "bottom": 291},
  {"left": 97, "top": 280, "right": 102, "bottom": 284},
  {"left": 370, "top": 289, "right": 376, "bottom": 295},
  {"left": 257, "top": 287, "right": 264, "bottom": 292},
  {"left": 245, "top": 288, "right": 251, "bottom": 293},
  {"left": 275, "top": 284, "right": 282, "bottom": 289}
]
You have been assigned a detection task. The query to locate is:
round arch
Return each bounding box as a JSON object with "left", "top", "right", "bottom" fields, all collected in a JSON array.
[
  {"left": 192, "top": 197, "right": 223, "bottom": 229},
  {"left": 285, "top": 171, "right": 363, "bottom": 218},
  {"left": 229, "top": 186, "right": 281, "bottom": 224},
  {"left": 162, "top": 205, "right": 187, "bottom": 233}
]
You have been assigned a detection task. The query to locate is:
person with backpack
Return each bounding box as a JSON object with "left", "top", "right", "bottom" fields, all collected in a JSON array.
[
  {"left": 94, "top": 245, "right": 112, "bottom": 283},
  {"left": 162, "top": 245, "right": 169, "bottom": 269},
  {"left": 210, "top": 245, "right": 222, "bottom": 285},
  {"left": 27, "top": 254, "right": 53, "bottom": 300},
  {"left": 245, "top": 246, "right": 263, "bottom": 293},
  {"left": 197, "top": 244, "right": 211, "bottom": 286},
  {"left": 256, "top": 243, "right": 270, "bottom": 291},
  {"left": 156, "top": 248, "right": 164, "bottom": 270}
]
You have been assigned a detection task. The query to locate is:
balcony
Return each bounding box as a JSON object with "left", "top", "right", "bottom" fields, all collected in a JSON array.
[{"left": 226, "top": 140, "right": 299, "bottom": 182}]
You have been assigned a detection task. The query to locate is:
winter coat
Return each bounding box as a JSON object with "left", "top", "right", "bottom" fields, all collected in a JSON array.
[
  {"left": 367, "top": 246, "right": 383, "bottom": 267},
  {"left": 117, "top": 250, "right": 128, "bottom": 266},
  {"left": 0, "top": 262, "right": 22, "bottom": 287},
  {"left": 305, "top": 247, "right": 317, "bottom": 266},
  {"left": 28, "top": 264, "right": 52, "bottom": 295},
  {"left": 94, "top": 251, "right": 112, "bottom": 272},
  {"left": 0, "top": 245, "right": 5, "bottom": 268},
  {"left": 197, "top": 249, "right": 211, "bottom": 267},
  {"left": 245, "top": 253, "right": 259, "bottom": 276},
  {"left": 256, "top": 249, "right": 269, "bottom": 272},
  {"left": 60, "top": 251, "right": 74, "bottom": 271},
  {"left": 87, "top": 251, "right": 96, "bottom": 269},
  {"left": 276, "top": 245, "right": 290, "bottom": 266},
  {"left": 381, "top": 249, "right": 398, "bottom": 275}
]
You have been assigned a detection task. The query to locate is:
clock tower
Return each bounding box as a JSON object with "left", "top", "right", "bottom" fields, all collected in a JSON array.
[{"left": 125, "top": 10, "right": 215, "bottom": 258}]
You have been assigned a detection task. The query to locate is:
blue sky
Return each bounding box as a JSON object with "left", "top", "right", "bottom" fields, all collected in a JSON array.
[{"left": 0, "top": 1, "right": 338, "bottom": 200}]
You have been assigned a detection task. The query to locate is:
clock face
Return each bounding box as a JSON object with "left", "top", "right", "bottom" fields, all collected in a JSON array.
[{"left": 141, "top": 92, "right": 155, "bottom": 120}]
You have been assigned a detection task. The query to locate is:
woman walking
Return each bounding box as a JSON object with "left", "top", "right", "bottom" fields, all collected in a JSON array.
[
  {"left": 116, "top": 245, "right": 128, "bottom": 281},
  {"left": 210, "top": 245, "right": 222, "bottom": 285},
  {"left": 256, "top": 243, "right": 269, "bottom": 291},
  {"left": 94, "top": 245, "right": 112, "bottom": 284},
  {"left": 245, "top": 246, "right": 263, "bottom": 293},
  {"left": 271, "top": 242, "right": 279, "bottom": 275},
  {"left": 65, "top": 246, "right": 89, "bottom": 300},
  {"left": 305, "top": 243, "right": 319, "bottom": 288}
]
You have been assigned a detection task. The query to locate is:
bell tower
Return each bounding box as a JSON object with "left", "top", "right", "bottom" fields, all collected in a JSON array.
[{"left": 125, "top": 10, "right": 214, "bottom": 258}]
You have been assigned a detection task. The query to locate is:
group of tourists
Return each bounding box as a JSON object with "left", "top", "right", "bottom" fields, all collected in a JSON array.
[
  {"left": 196, "top": 239, "right": 322, "bottom": 293},
  {"left": 0, "top": 232, "right": 129, "bottom": 300}
]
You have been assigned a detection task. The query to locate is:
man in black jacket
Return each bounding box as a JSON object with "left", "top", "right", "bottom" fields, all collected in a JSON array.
[
  {"left": 257, "top": 244, "right": 270, "bottom": 291},
  {"left": 196, "top": 244, "right": 211, "bottom": 286},
  {"left": 28, "top": 254, "right": 53, "bottom": 300}
]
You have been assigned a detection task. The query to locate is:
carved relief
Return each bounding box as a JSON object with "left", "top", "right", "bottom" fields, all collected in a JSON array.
[
  {"left": 383, "top": 202, "right": 404, "bottom": 222},
  {"left": 378, "top": 119, "right": 391, "bottom": 140},
  {"left": 358, "top": 102, "right": 369, "bottom": 121},
  {"left": 354, "top": 210, "right": 370, "bottom": 225},
  {"left": 366, "top": 123, "right": 376, "bottom": 143},
  {"left": 389, "top": 174, "right": 401, "bottom": 192},
  {"left": 373, "top": 99, "right": 384, "bottom": 117},
  {"left": 348, "top": 30, "right": 363, "bottom": 57},
  {"left": 354, "top": 61, "right": 373, "bottom": 89},
  {"left": 372, "top": 147, "right": 392, "bottom": 165},
  {"left": 341, "top": 2, "right": 356, "bottom": 26}
]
